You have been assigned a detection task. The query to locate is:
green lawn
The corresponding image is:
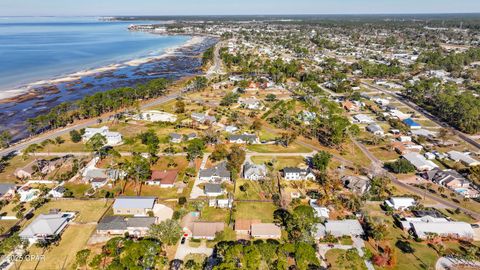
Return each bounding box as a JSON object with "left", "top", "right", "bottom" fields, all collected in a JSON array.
[
  {"left": 325, "top": 249, "right": 367, "bottom": 270},
  {"left": 250, "top": 156, "right": 307, "bottom": 171},
  {"left": 33, "top": 199, "right": 111, "bottom": 223},
  {"left": 247, "top": 143, "right": 311, "bottom": 153},
  {"left": 235, "top": 179, "right": 264, "bottom": 200},
  {"left": 234, "top": 202, "right": 277, "bottom": 222},
  {"left": 18, "top": 224, "right": 96, "bottom": 270},
  {"left": 259, "top": 129, "right": 279, "bottom": 141},
  {"left": 200, "top": 207, "right": 230, "bottom": 223}
]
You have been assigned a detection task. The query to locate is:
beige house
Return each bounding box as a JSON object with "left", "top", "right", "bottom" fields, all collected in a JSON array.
[
  {"left": 112, "top": 196, "right": 156, "bottom": 216},
  {"left": 251, "top": 223, "right": 282, "bottom": 239},
  {"left": 192, "top": 222, "right": 225, "bottom": 240}
]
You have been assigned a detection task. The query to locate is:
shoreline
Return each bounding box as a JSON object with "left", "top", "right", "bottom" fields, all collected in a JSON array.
[{"left": 0, "top": 35, "right": 207, "bottom": 103}]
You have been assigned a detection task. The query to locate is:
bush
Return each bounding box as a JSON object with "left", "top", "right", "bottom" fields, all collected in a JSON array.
[{"left": 386, "top": 158, "right": 416, "bottom": 174}]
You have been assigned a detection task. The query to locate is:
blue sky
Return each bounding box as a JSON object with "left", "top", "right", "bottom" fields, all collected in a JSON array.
[{"left": 1, "top": 0, "right": 479, "bottom": 16}]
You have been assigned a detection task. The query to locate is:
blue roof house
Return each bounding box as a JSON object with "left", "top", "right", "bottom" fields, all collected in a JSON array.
[{"left": 403, "top": 118, "right": 421, "bottom": 130}]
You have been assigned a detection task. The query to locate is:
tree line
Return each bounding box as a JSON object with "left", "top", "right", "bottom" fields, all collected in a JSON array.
[{"left": 26, "top": 78, "right": 169, "bottom": 135}]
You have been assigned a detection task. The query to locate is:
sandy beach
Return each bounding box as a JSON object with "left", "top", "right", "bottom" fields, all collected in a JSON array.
[{"left": 0, "top": 35, "right": 208, "bottom": 103}]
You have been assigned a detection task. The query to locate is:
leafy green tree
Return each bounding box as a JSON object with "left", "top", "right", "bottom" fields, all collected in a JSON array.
[
  {"left": 226, "top": 145, "right": 246, "bottom": 172},
  {"left": 86, "top": 133, "right": 107, "bottom": 155},
  {"left": 69, "top": 130, "right": 82, "bottom": 143},
  {"left": 186, "top": 138, "right": 206, "bottom": 161},
  {"left": 311, "top": 151, "right": 332, "bottom": 172},
  {"left": 0, "top": 131, "right": 12, "bottom": 148},
  {"left": 75, "top": 249, "right": 91, "bottom": 270},
  {"left": 210, "top": 144, "right": 228, "bottom": 162},
  {"left": 386, "top": 158, "right": 416, "bottom": 174},
  {"left": 148, "top": 219, "right": 182, "bottom": 246}
]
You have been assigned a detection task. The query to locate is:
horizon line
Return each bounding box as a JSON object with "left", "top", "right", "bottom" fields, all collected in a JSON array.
[{"left": 2, "top": 12, "right": 480, "bottom": 17}]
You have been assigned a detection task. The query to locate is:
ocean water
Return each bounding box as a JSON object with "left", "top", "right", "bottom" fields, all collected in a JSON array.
[
  {"left": 0, "top": 17, "right": 189, "bottom": 91},
  {"left": 0, "top": 17, "right": 217, "bottom": 139}
]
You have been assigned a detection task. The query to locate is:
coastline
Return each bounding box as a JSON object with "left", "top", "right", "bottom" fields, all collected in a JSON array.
[
  {"left": 0, "top": 33, "right": 218, "bottom": 140},
  {"left": 0, "top": 35, "right": 207, "bottom": 103}
]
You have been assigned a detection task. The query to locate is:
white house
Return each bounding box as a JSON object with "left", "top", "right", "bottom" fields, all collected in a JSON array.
[
  {"left": 310, "top": 199, "right": 330, "bottom": 219},
  {"left": 224, "top": 125, "right": 239, "bottom": 133},
  {"left": 384, "top": 197, "right": 416, "bottom": 210},
  {"left": 282, "top": 167, "right": 315, "bottom": 181},
  {"left": 402, "top": 152, "right": 439, "bottom": 171},
  {"left": 366, "top": 123, "right": 384, "bottom": 136},
  {"left": 19, "top": 212, "right": 75, "bottom": 243},
  {"left": 243, "top": 163, "right": 267, "bottom": 180},
  {"left": 353, "top": 114, "right": 375, "bottom": 124},
  {"left": 447, "top": 151, "right": 480, "bottom": 167},
  {"left": 239, "top": 97, "right": 263, "bottom": 110},
  {"left": 411, "top": 221, "right": 475, "bottom": 240},
  {"left": 228, "top": 134, "right": 260, "bottom": 144},
  {"left": 82, "top": 126, "right": 122, "bottom": 146},
  {"left": 48, "top": 186, "right": 66, "bottom": 198},
  {"left": 134, "top": 110, "right": 177, "bottom": 123},
  {"left": 316, "top": 220, "right": 364, "bottom": 238}
]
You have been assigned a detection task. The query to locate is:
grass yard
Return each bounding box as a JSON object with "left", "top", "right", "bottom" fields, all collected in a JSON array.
[
  {"left": 235, "top": 179, "right": 264, "bottom": 200},
  {"left": 0, "top": 155, "right": 40, "bottom": 183},
  {"left": 250, "top": 156, "right": 307, "bottom": 171},
  {"left": 199, "top": 207, "right": 230, "bottom": 223},
  {"left": 33, "top": 199, "right": 111, "bottom": 223},
  {"left": 18, "top": 224, "right": 96, "bottom": 270},
  {"left": 247, "top": 143, "right": 311, "bottom": 153},
  {"left": 234, "top": 202, "right": 277, "bottom": 222},
  {"left": 39, "top": 135, "right": 87, "bottom": 153},
  {"left": 259, "top": 129, "right": 279, "bottom": 141},
  {"left": 324, "top": 249, "right": 367, "bottom": 270}
]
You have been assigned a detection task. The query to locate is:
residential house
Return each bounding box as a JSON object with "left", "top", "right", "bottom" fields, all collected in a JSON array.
[
  {"left": 204, "top": 183, "right": 223, "bottom": 197},
  {"left": 82, "top": 126, "right": 122, "bottom": 146},
  {"left": 341, "top": 175, "right": 370, "bottom": 195},
  {"left": 411, "top": 221, "right": 474, "bottom": 240},
  {"left": 402, "top": 152, "right": 438, "bottom": 171},
  {"left": 209, "top": 198, "right": 232, "bottom": 208},
  {"left": 411, "top": 129, "right": 437, "bottom": 139},
  {"left": 384, "top": 197, "right": 416, "bottom": 210},
  {"left": 48, "top": 186, "right": 66, "bottom": 198},
  {"left": 243, "top": 162, "right": 267, "bottom": 180},
  {"left": 234, "top": 219, "right": 260, "bottom": 236},
  {"left": 447, "top": 151, "right": 480, "bottom": 167},
  {"left": 169, "top": 133, "right": 182, "bottom": 144},
  {"left": 352, "top": 114, "right": 375, "bottom": 124},
  {"left": 425, "top": 168, "right": 469, "bottom": 189},
  {"left": 0, "top": 184, "right": 16, "bottom": 200},
  {"left": 342, "top": 100, "right": 359, "bottom": 112},
  {"left": 239, "top": 97, "right": 263, "bottom": 110},
  {"left": 14, "top": 159, "right": 59, "bottom": 179},
  {"left": 192, "top": 222, "right": 225, "bottom": 240},
  {"left": 146, "top": 170, "right": 178, "bottom": 188},
  {"left": 186, "top": 133, "right": 197, "bottom": 141},
  {"left": 191, "top": 113, "right": 216, "bottom": 124},
  {"left": 373, "top": 97, "right": 390, "bottom": 106},
  {"left": 224, "top": 125, "right": 239, "bottom": 133},
  {"left": 228, "top": 134, "right": 260, "bottom": 144},
  {"left": 282, "top": 167, "right": 315, "bottom": 181},
  {"left": 316, "top": 220, "right": 364, "bottom": 238},
  {"left": 403, "top": 118, "right": 422, "bottom": 130},
  {"left": 199, "top": 162, "right": 231, "bottom": 182},
  {"left": 19, "top": 212, "right": 75, "bottom": 243},
  {"left": 90, "top": 178, "right": 109, "bottom": 189},
  {"left": 112, "top": 196, "right": 156, "bottom": 216},
  {"left": 134, "top": 110, "right": 177, "bottom": 123},
  {"left": 96, "top": 216, "right": 156, "bottom": 237},
  {"left": 250, "top": 223, "right": 282, "bottom": 239},
  {"left": 366, "top": 123, "right": 384, "bottom": 136},
  {"left": 309, "top": 199, "right": 330, "bottom": 219},
  {"left": 392, "top": 141, "right": 423, "bottom": 154}
]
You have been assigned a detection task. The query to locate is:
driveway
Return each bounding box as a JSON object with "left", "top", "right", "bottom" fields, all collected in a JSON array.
[
  {"left": 189, "top": 154, "right": 210, "bottom": 199},
  {"left": 152, "top": 203, "right": 173, "bottom": 222},
  {"left": 174, "top": 239, "right": 213, "bottom": 260}
]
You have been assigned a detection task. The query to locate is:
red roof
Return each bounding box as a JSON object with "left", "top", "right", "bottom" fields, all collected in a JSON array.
[{"left": 150, "top": 170, "right": 178, "bottom": 185}]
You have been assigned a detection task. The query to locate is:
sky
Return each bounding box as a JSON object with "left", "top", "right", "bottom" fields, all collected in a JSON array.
[{"left": 1, "top": 0, "right": 480, "bottom": 16}]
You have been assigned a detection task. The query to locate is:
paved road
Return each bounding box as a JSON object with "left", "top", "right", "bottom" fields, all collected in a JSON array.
[
  {"left": 206, "top": 41, "right": 226, "bottom": 78},
  {"left": 361, "top": 82, "right": 480, "bottom": 150},
  {"left": 0, "top": 91, "right": 182, "bottom": 158}
]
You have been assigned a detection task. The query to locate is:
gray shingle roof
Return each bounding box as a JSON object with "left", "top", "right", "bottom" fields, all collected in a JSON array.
[
  {"left": 205, "top": 183, "right": 222, "bottom": 194},
  {"left": 199, "top": 162, "right": 230, "bottom": 179},
  {"left": 19, "top": 213, "right": 70, "bottom": 238},
  {"left": 0, "top": 183, "right": 15, "bottom": 195},
  {"left": 113, "top": 196, "right": 156, "bottom": 210}
]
